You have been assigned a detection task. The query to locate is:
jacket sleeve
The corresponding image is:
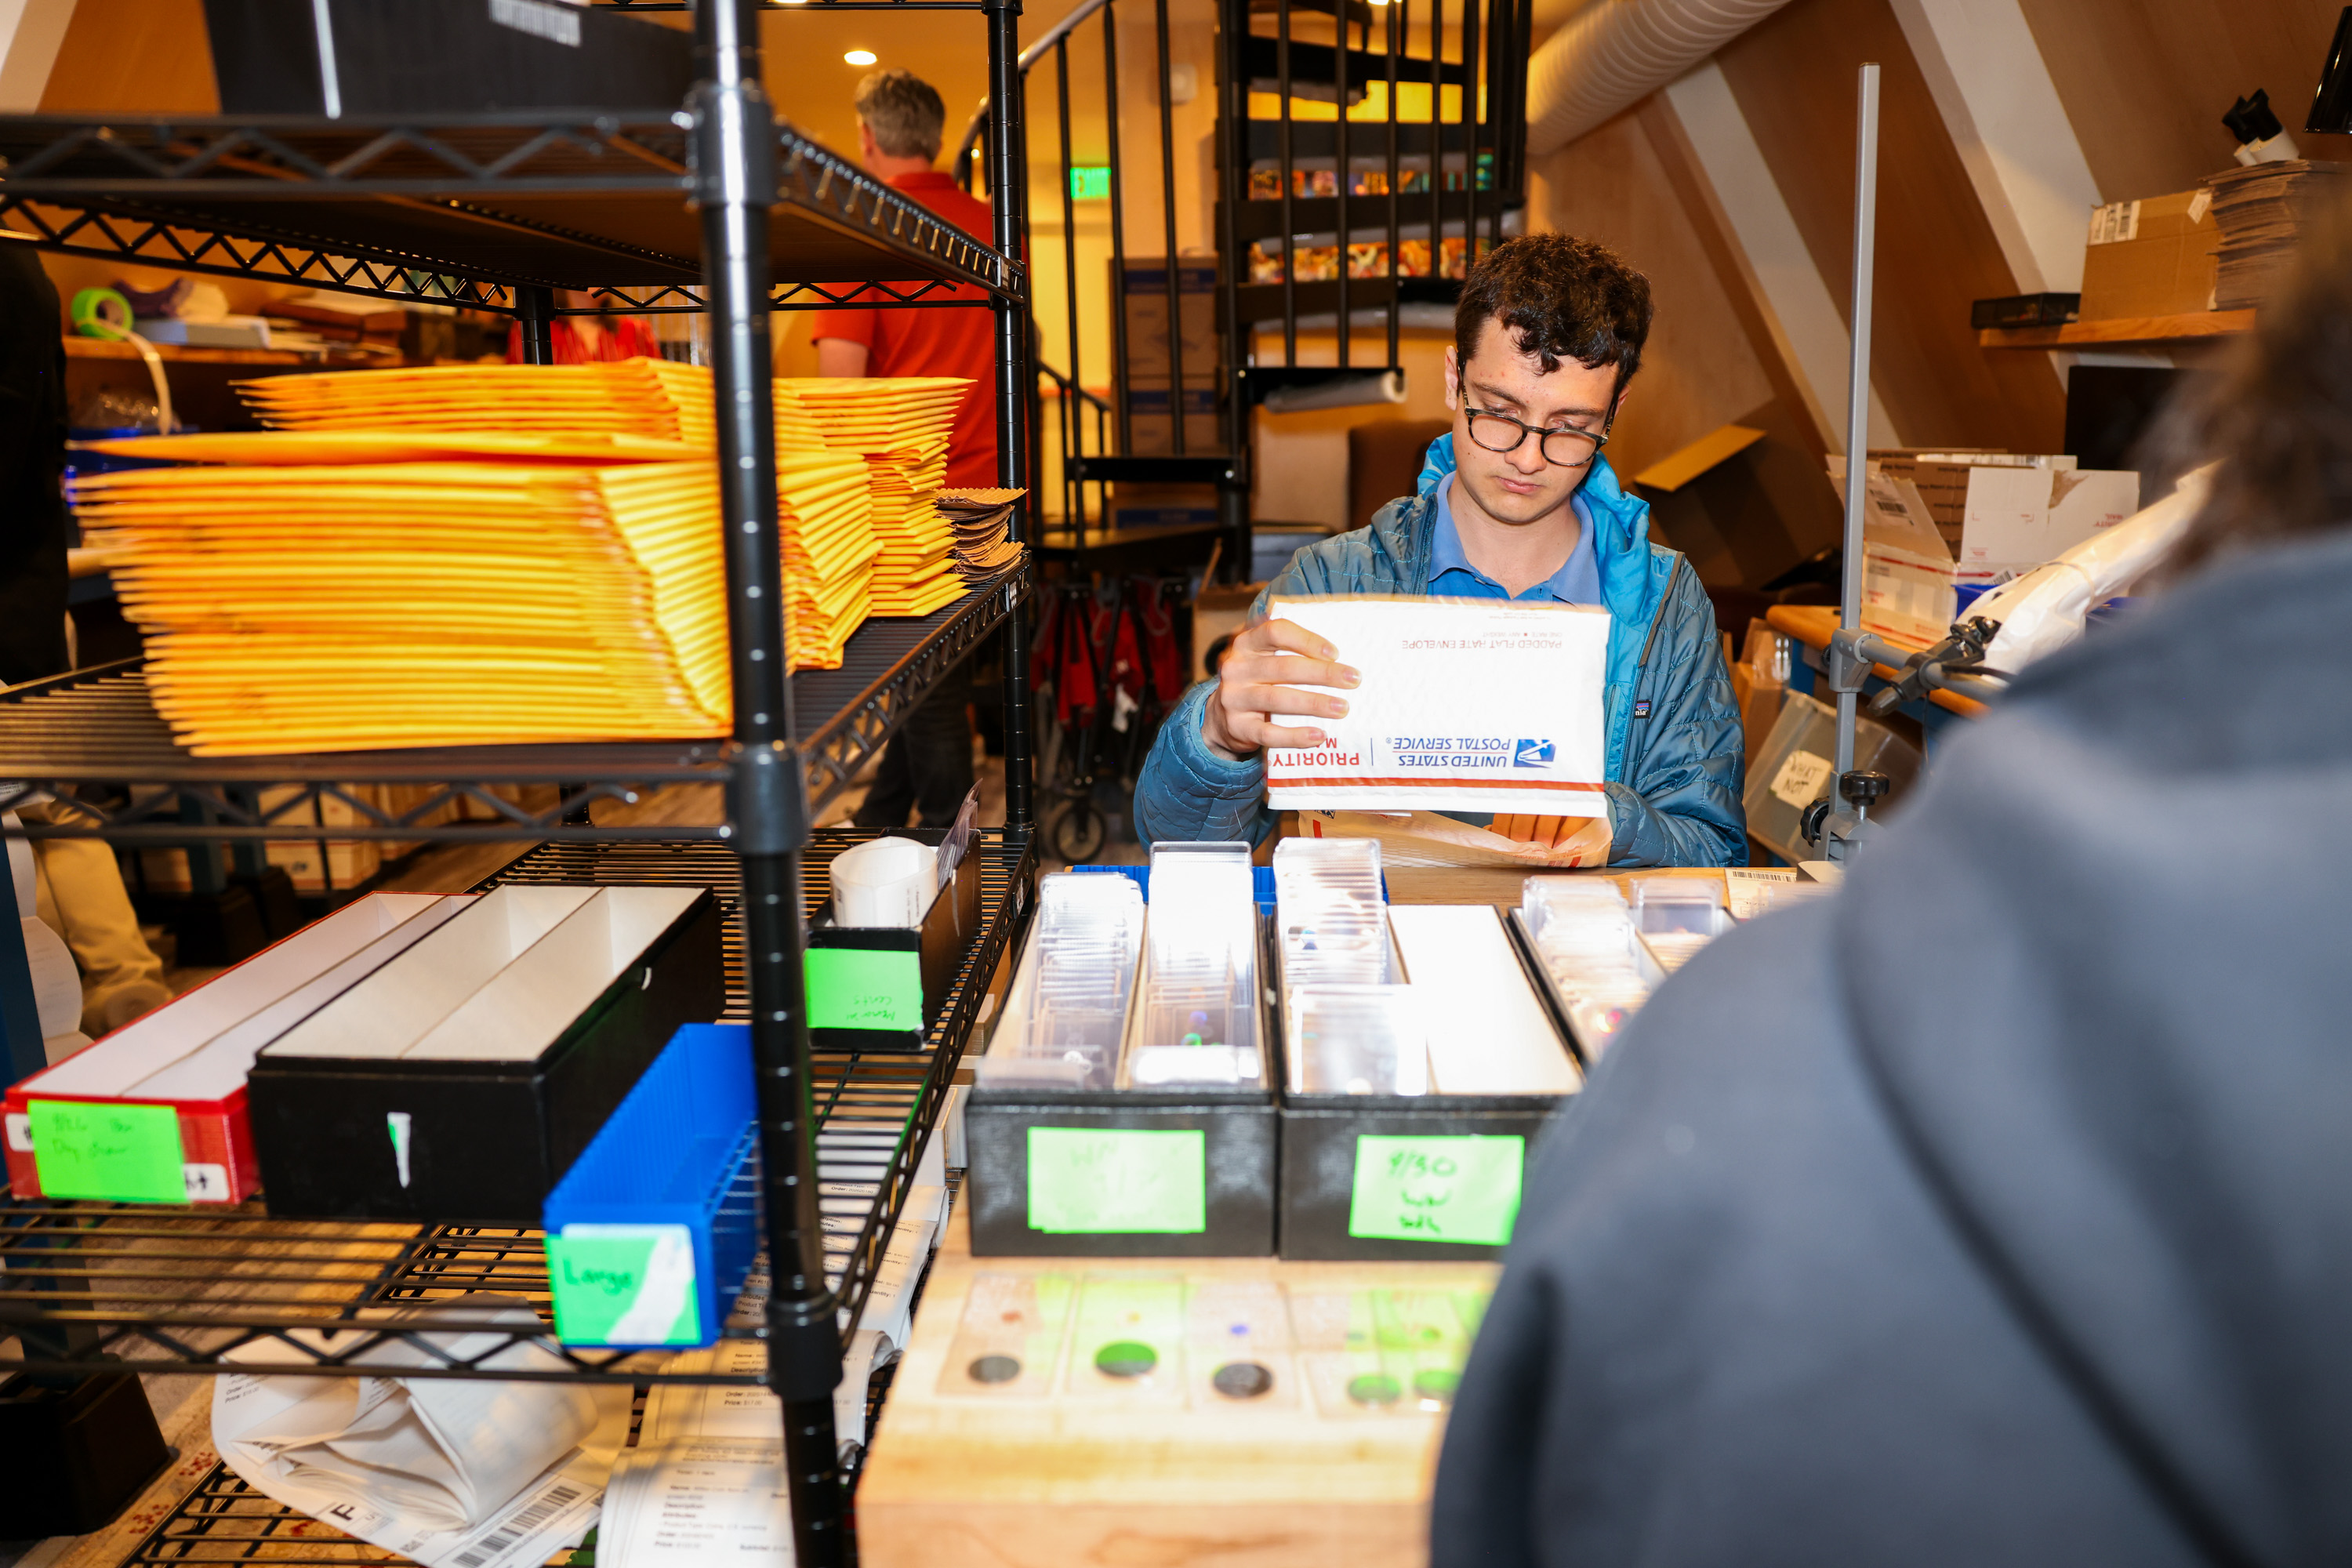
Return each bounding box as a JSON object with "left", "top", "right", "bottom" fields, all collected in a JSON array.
[
  {"left": 1132, "top": 678, "right": 1280, "bottom": 845},
  {"left": 1608, "top": 573, "right": 1748, "bottom": 869}
]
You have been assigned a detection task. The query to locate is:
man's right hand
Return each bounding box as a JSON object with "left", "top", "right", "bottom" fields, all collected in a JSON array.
[{"left": 1203, "top": 617, "right": 1361, "bottom": 760}]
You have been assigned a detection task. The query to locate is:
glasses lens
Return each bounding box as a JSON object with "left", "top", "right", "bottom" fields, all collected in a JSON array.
[
  {"left": 1466, "top": 412, "right": 1527, "bottom": 456},
  {"left": 1541, "top": 427, "right": 1601, "bottom": 466}
]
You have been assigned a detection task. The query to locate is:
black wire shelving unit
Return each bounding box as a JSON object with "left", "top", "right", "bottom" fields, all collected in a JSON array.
[{"left": 0, "top": 2, "right": 1036, "bottom": 1563}]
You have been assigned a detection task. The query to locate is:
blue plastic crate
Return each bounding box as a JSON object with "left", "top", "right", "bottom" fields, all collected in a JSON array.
[{"left": 541, "top": 1022, "right": 760, "bottom": 1348}]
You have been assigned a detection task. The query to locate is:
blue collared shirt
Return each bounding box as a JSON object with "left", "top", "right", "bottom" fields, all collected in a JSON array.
[{"left": 1428, "top": 477, "right": 1602, "bottom": 604}]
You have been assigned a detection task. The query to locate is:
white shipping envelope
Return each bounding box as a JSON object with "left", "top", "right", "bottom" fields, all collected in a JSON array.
[
  {"left": 212, "top": 1294, "right": 629, "bottom": 1568},
  {"left": 1265, "top": 596, "right": 1611, "bottom": 818}
]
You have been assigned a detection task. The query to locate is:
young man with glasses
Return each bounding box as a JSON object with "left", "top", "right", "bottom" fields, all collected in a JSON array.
[{"left": 1134, "top": 234, "right": 1745, "bottom": 866}]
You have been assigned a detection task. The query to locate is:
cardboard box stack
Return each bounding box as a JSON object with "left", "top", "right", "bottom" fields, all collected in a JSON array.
[
  {"left": 2201, "top": 161, "right": 2352, "bottom": 310},
  {"left": 1118, "top": 258, "right": 1225, "bottom": 457}
]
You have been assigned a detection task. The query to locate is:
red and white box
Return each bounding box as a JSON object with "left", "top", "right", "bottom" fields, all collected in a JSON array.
[{"left": 5, "top": 892, "right": 474, "bottom": 1204}]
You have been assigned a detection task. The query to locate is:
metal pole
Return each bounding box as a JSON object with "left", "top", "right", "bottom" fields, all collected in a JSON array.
[
  {"left": 1834, "top": 61, "right": 1879, "bottom": 795},
  {"left": 516, "top": 283, "right": 554, "bottom": 365},
  {"left": 1156, "top": 0, "right": 1187, "bottom": 449},
  {"left": 988, "top": 0, "right": 1037, "bottom": 833},
  {"left": 1216, "top": 0, "right": 1252, "bottom": 582},
  {"left": 1104, "top": 1, "right": 1132, "bottom": 459},
  {"left": 690, "top": 2, "right": 840, "bottom": 1563}
]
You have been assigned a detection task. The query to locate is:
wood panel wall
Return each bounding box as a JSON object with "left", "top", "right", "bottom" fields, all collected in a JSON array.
[
  {"left": 42, "top": 0, "right": 214, "bottom": 111},
  {"left": 1714, "top": 0, "right": 2064, "bottom": 453},
  {"left": 2020, "top": 0, "right": 2352, "bottom": 201},
  {"left": 1525, "top": 109, "right": 1778, "bottom": 483}
]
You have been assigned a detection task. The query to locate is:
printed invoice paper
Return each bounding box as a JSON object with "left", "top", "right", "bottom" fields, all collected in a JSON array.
[{"left": 1265, "top": 595, "right": 1610, "bottom": 817}]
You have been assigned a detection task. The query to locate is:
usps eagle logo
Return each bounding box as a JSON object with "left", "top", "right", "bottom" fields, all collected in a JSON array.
[{"left": 1513, "top": 738, "right": 1555, "bottom": 768}]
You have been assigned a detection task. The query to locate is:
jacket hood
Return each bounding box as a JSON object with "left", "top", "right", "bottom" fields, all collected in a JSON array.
[{"left": 1836, "top": 529, "right": 2352, "bottom": 1562}]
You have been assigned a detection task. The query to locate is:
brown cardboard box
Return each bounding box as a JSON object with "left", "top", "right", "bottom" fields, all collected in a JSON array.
[
  {"left": 2078, "top": 192, "right": 2220, "bottom": 320},
  {"left": 1127, "top": 383, "right": 1225, "bottom": 456},
  {"left": 1118, "top": 258, "right": 1219, "bottom": 379}
]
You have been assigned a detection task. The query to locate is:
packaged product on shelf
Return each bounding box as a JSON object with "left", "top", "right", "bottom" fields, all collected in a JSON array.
[
  {"left": 3, "top": 892, "right": 473, "bottom": 1205},
  {"left": 212, "top": 1294, "right": 630, "bottom": 1568},
  {"left": 247, "top": 884, "right": 724, "bottom": 1221},
  {"left": 965, "top": 846, "right": 1277, "bottom": 1258}
]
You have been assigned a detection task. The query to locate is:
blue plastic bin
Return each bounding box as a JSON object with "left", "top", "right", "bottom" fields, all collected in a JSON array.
[{"left": 541, "top": 1022, "right": 761, "bottom": 1348}]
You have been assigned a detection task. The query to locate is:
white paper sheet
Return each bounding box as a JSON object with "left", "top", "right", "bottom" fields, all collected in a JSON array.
[
  {"left": 212, "top": 1294, "right": 630, "bottom": 1568},
  {"left": 1264, "top": 596, "right": 1611, "bottom": 818},
  {"left": 1723, "top": 867, "right": 1798, "bottom": 920},
  {"left": 597, "top": 1439, "right": 793, "bottom": 1568}
]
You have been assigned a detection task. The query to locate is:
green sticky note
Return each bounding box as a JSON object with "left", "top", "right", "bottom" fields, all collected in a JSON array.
[
  {"left": 1348, "top": 1134, "right": 1526, "bottom": 1246},
  {"left": 546, "top": 1225, "right": 702, "bottom": 1346},
  {"left": 1027, "top": 1127, "right": 1207, "bottom": 1234},
  {"left": 28, "top": 1099, "right": 185, "bottom": 1203},
  {"left": 806, "top": 946, "right": 923, "bottom": 1032}
]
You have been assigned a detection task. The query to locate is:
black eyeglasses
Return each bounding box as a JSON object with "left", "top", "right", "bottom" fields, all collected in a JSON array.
[{"left": 1463, "top": 405, "right": 1612, "bottom": 467}]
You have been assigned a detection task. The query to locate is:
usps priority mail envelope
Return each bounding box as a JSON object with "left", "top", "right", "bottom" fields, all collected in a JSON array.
[{"left": 1264, "top": 594, "right": 1611, "bottom": 818}]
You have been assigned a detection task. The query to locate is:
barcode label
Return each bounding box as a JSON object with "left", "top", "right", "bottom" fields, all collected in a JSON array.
[{"left": 450, "top": 1481, "right": 589, "bottom": 1568}]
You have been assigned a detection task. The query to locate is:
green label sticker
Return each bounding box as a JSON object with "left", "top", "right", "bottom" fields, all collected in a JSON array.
[
  {"left": 28, "top": 1100, "right": 185, "bottom": 1203},
  {"left": 1027, "top": 1127, "right": 1207, "bottom": 1234},
  {"left": 805, "top": 947, "right": 923, "bottom": 1033},
  {"left": 1348, "top": 1134, "right": 1526, "bottom": 1246},
  {"left": 546, "top": 1224, "right": 702, "bottom": 1346}
]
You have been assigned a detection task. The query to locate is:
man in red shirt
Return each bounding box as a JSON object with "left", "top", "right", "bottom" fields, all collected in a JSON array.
[{"left": 814, "top": 68, "right": 999, "bottom": 828}]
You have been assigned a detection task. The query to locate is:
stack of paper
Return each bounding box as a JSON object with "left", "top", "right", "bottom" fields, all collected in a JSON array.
[
  {"left": 74, "top": 452, "right": 734, "bottom": 753},
  {"left": 935, "top": 488, "right": 1026, "bottom": 583},
  {"left": 776, "top": 378, "right": 973, "bottom": 617},
  {"left": 2204, "top": 161, "right": 2352, "bottom": 309}
]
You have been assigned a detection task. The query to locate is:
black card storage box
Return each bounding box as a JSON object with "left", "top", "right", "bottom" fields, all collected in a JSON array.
[
  {"left": 965, "top": 860, "right": 1278, "bottom": 1258},
  {"left": 1275, "top": 902, "right": 1582, "bottom": 1262},
  {"left": 804, "top": 840, "right": 982, "bottom": 1052},
  {"left": 203, "top": 0, "right": 697, "bottom": 116},
  {"left": 248, "top": 884, "right": 723, "bottom": 1222}
]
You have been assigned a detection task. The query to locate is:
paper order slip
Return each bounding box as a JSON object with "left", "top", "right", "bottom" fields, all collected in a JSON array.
[{"left": 1265, "top": 595, "right": 1611, "bottom": 817}]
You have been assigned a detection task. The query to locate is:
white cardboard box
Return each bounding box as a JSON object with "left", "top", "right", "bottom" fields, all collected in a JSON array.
[{"left": 1842, "top": 461, "right": 2140, "bottom": 644}]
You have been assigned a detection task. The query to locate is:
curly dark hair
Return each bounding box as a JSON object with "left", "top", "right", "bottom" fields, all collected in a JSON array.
[
  {"left": 2162, "top": 195, "right": 2352, "bottom": 575},
  {"left": 1454, "top": 234, "right": 1654, "bottom": 391}
]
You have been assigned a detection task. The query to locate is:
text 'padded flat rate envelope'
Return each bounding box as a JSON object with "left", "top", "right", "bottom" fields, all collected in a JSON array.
[{"left": 1265, "top": 595, "right": 1611, "bottom": 818}]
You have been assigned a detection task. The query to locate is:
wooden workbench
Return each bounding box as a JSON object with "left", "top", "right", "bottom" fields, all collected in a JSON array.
[{"left": 857, "top": 1207, "right": 1499, "bottom": 1568}]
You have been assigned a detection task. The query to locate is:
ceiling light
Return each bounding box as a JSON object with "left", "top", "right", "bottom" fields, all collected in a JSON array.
[{"left": 845, "top": 49, "right": 877, "bottom": 65}]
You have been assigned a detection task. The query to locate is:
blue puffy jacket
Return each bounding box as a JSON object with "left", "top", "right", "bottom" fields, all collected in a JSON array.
[{"left": 1132, "top": 436, "right": 1748, "bottom": 866}]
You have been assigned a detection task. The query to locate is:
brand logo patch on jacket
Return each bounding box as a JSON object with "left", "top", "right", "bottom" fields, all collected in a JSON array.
[{"left": 1633, "top": 699, "right": 1652, "bottom": 718}]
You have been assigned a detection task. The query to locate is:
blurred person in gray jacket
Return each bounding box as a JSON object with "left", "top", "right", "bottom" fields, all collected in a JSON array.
[{"left": 1432, "top": 208, "right": 2352, "bottom": 1565}]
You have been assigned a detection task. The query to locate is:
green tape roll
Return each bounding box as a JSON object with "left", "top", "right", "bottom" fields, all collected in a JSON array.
[{"left": 70, "top": 286, "right": 132, "bottom": 341}]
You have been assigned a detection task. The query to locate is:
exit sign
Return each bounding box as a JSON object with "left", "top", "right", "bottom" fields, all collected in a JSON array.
[{"left": 1069, "top": 165, "right": 1112, "bottom": 200}]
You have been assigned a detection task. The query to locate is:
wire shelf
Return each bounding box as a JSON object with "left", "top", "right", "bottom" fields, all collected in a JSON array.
[
  {"left": 0, "top": 829, "right": 1032, "bottom": 1382},
  {"left": 0, "top": 113, "right": 1021, "bottom": 303},
  {"left": 0, "top": 564, "right": 1027, "bottom": 844}
]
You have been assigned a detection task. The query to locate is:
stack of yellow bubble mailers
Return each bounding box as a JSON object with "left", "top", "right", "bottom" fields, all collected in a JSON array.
[
  {"left": 238, "top": 361, "right": 723, "bottom": 448},
  {"left": 223, "top": 367, "right": 883, "bottom": 674},
  {"left": 72, "top": 445, "right": 734, "bottom": 756},
  {"left": 773, "top": 450, "right": 882, "bottom": 670},
  {"left": 775, "top": 377, "right": 972, "bottom": 619}
]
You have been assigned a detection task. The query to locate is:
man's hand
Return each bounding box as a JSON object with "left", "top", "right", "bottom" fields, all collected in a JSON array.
[
  {"left": 1497, "top": 815, "right": 1580, "bottom": 849},
  {"left": 1203, "top": 618, "right": 1360, "bottom": 760}
]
